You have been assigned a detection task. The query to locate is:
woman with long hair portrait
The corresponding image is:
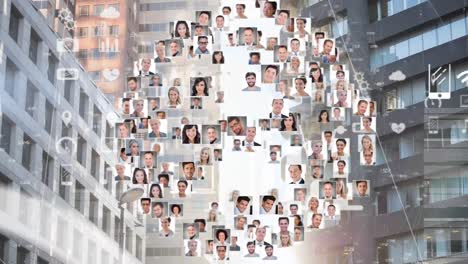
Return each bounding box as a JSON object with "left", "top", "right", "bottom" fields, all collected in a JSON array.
[
  {"left": 191, "top": 78, "right": 209, "bottom": 96},
  {"left": 182, "top": 124, "right": 201, "bottom": 144}
]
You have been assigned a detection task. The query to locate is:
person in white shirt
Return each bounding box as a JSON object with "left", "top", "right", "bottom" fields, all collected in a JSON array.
[
  {"left": 289, "top": 38, "right": 304, "bottom": 56},
  {"left": 214, "top": 15, "right": 226, "bottom": 31}
]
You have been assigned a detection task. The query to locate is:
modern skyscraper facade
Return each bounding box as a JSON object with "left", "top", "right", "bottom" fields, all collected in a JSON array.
[
  {"left": 0, "top": 0, "right": 145, "bottom": 263},
  {"left": 1, "top": 0, "right": 467, "bottom": 264},
  {"left": 299, "top": 0, "right": 468, "bottom": 263}
]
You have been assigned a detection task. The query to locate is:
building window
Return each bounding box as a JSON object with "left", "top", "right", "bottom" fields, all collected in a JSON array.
[
  {"left": 94, "top": 25, "right": 105, "bottom": 36},
  {"left": 89, "top": 71, "right": 100, "bottom": 82},
  {"left": 93, "top": 4, "right": 104, "bottom": 16},
  {"left": 138, "top": 44, "right": 154, "bottom": 54},
  {"left": 64, "top": 79, "right": 74, "bottom": 104},
  {"left": 25, "top": 81, "right": 39, "bottom": 117},
  {"left": 108, "top": 4, "right": 120, "bottom": 12},
  {"left": 78, "top": 5, "right": 89, "bottom": 16},
  {"left": 114, "top": 216, "right": 121, "bottom": 242},
  {"left": 376, "top": 137, "right": 399, "bottom": 165},
  {"left": 125, "top": 226, "right": 133, "bottom": 253},
  {"left": 4, "top": 58, "right": 18, "bottom": 97},
  {"left": 102, "top": 206, "right": 111, "bottom": 235},
  {"left": 450, "top": 121, "right": 468, "bottom": 144},
  {"left": 17, "top": 247, "right": 30, "bottom": 264},
  {"left": 45, "top": 99, "right": 54, "bottom": 134},
  {"left": 48, "top": 54, "right": 58, "bottom": 84},
  {"left": 77, "top": 27, "right": 88, "bottom": 38},
  {"left": 139, "top": 2, "right": 187, "bottom": 11},
  {"left": 107, "top": 51, "right": 118, "bottom": 59},
  {"left": 369, "top": 0, "right": 427, "bottom": 22},
  {"left": 37, "top": 257, "right": 48, "bottom": 264},
  {"left": 370, "top": 13, "right": 467, "bottom": 69},
  {"left": 377, "top": 232, "right": 427, "bottom": 263},
  {"left": 91, "top": 149, "right": 100, "bottom": 180},
  {"left": 90, "top": 48, "right": 103, "bottom": 59},
  {"left": 22, "top": 134, "right": 35, "bottom": 171},
  {"left": 75, "top": 181, "right": 85, "bottom": 213},
  {"left": 89, "top": 193, "right": 98, "bottom": 225},
  {"left": 104, "top": 162, "right": 112, "bottom": 192},
  {"left": 77, "top": 134, "right": 87, "bottom": 166},
  {"left": 1, "top": 116, "right": 14, "bottom": 155},
  {"left": 77, "top": 49, "right": 88, "bottom": 60},
  {"left": 0, "top": 235, "right": 6, "bottom": 261},
  {"left": 29, "top": 29, "right": 41, "bottom": 64},
  {"left": 9, "top": 5, "right": 22, "bottom": 42},
  {"left": 136, "top": 235, "right": 143, "bottom": 260},
  {"left": 428, "top": 168, "right": 468, "bottom": 203},
  {"left": 79, "top": 89, "right": 89, "bottom": 121},
  {"left": 399, "top": 127, "right": 423, "bottom": 159},
  {"left": 93, "top": 106, "right": 102, "bottom": 135},
  {"left": 41, "top": 151, "right": 54, "bottom": 188},
  {"left": 109, "top": 25, "right": 119, "bottom": 36},
  {"left": 331, "top": 16, "right": 348, "bottom": 37}
]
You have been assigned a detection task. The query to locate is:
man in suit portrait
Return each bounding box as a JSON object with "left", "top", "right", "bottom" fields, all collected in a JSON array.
[
  {"left": 139, "top": 58, "right": 154, "bottom": 76},
  {"left": 242, "top": 127, "right": 261, "bottom": 147},
  {"left": 289, "top": 164, "right": 305, "bottom": 184},
  {"left": 269, "top": 99, "right": 288, "bottom": 118}
]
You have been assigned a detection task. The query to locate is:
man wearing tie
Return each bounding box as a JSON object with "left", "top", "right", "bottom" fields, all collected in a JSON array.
[
  {"left": 191, "top": 97, "right": 202, "bottom": 109},
  {"left": 269, "top": 99, "right": 288, "bottom": 118},
  {"left": 214, "top": 15, "right": 226, "bottom": 31},
  {"left": 242, "top": 27, "right": 256, "bottom": 47},
  {"left": 138, "top": 58, "right": 154, "bottom": 76},
  {"left": 289, "top": 164, "right": 305, "bottom": 184},
  {"left": 289, "top": 38, "right": 304, "bottom": 56},
  {"left": 253, "top": 226, "right": 272, "bottom": 247},
  {"left": 242, "top": 127, "right": 261, "bottom": 147}
]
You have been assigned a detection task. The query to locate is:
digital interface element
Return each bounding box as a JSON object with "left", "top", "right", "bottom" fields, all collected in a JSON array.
[{"left": 428, "top": 64, "right": 452, "bottom": 99}]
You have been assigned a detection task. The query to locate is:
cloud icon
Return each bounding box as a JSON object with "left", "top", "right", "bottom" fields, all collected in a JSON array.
[
  {"left": 389, "top": 70, "right": 406, "bottom": 81},
  {"left": 100, "top": 6, "right": 120, "bottom": 19}
]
